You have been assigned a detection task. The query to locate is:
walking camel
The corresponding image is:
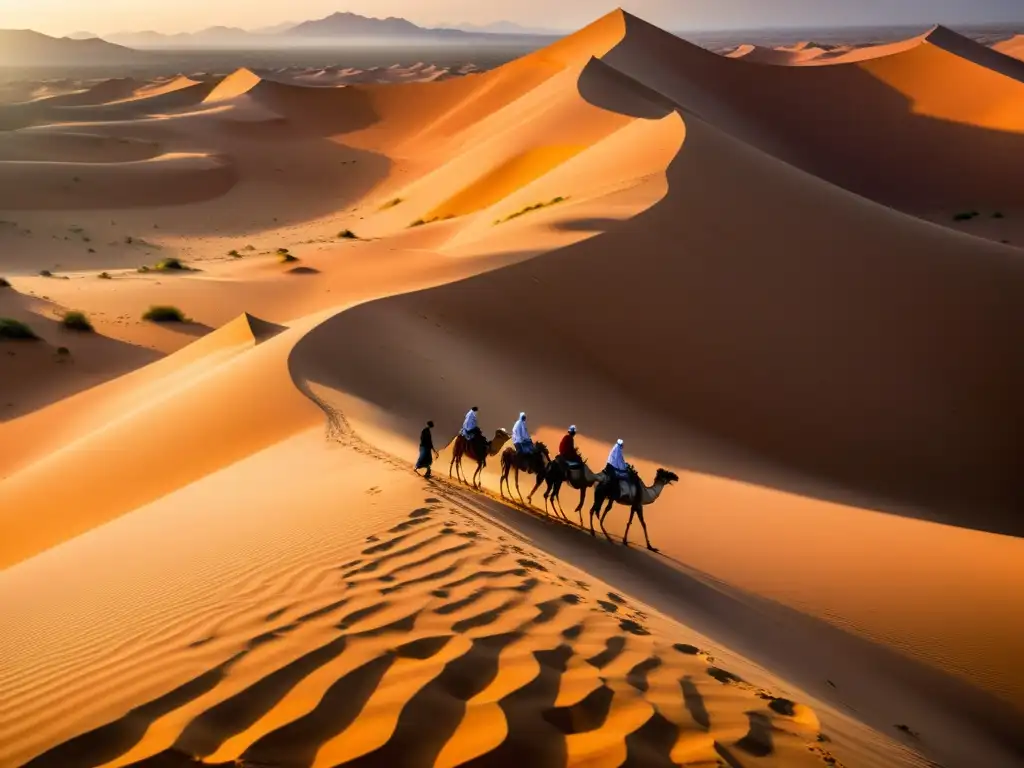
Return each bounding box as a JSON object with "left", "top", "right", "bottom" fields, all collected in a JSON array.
[
  {"left": 500, "top": 443, "right": 551, "bottom": 505},
  {"left": 590, "top": 468, "right": 679, "bottom": 552},
  {"left": 542, "top": 458, "right": 606, "bottom": 524},
  {"left": 449, "top": 428, "right": 511, "bottom": 489}
]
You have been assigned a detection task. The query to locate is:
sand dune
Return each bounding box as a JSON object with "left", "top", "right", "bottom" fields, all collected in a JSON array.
[
  {"left": 2, "top": 8, "right": 1023, "bottom": 768},
  {"left": 596, "top": 18, "right": 1024, "bottom": 212},
  {"left": 994, "top": 34, "right": 1024, "bottom": 61}
]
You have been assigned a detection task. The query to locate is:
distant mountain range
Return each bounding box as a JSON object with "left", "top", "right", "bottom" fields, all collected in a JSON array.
[
  {"left": 442, "top": 21, "right": 565, "bottom": 35},
  {"left": 98, "top": 12, "right": 562, "bottom": 49},
  {"left": 0, "top": 29, "right": 146, "bottom": 67}
]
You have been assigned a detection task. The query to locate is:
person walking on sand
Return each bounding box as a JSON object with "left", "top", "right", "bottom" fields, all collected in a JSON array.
[{"left": 415, "top": 420, "right": 439, "bottom": 479}]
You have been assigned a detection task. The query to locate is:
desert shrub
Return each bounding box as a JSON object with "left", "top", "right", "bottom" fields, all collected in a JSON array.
[
  {"left": 380, "top": 197, "right": 403, "bottom": 210},
  {"left": 0, "top": 277, "right": 10, "bottom": 288},
  {"left": 410, "top": 219, "right": 426, "bottom": 227},
  {"left": 278, "top": 252, "right": 299, "bottom": 263},
  {"left": 228, "top": 249, "right": 240, "bottom": 257},
  {"left": 137, "top": 265, "right": 150, "bottom": 273},
  {"left": 142, "top": 305, "right": 188, "bottom": 323},
  {"left": 244, "top": 244, "right": 255, "bottom": 251},
  {"left": 496, "top": 197, "right": 568, "bottom": 224},
  {"left": 952, "top": 211, "right": 978, "bottom": 221},
  {"left": 39, "top": 269, "right": 53, "bottom": 277},
  {"left": 276, "top": 247, "right": 290, "bottom": 255},
  {"left": 0, "top": 318, "right": 38, "bottom": 339},
  {"left": 61, "top": 311, "right": 94, "bottom": 332},
  {"left": 154, "top": 258, "right": 186, "bottom": 271},
  {"left": 56, "top": 346, "right": 70, "bottom": 356},
  {"left": 338, "top": 229, "right": 358, "bottom": 239},
  {"left": 98, "top": 272, "right": 112, "bottom": 279},
  {"left": 993, "top": 211, "right": 1005, "bottom": 219}
]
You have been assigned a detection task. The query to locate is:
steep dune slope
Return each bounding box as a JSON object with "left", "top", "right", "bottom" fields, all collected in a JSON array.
[
  {"left": 302, "top": 51, "right": 1024, "bottom": 528},
  {"left": 598, "top": 14, "right": 1024, "bottom": 210},
  {"left": 993, "top": 34, "right": 1024, "bottom": 61}
]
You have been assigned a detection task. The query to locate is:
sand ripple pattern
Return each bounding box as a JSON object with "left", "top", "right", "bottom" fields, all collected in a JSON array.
[{"left": 20, "top": 499, "right": 837, "bottom": 768}]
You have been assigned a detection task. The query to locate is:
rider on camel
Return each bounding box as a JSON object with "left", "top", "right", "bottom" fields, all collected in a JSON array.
[
  {"left": 512, "top": 412, "right": 535, "bottom": 455},
  {"left": 462, "top": 406, "right": 485, "bottom": 458},
  {"left": 600, "top": 439, "right": 635, "bottom": 497},
  {"left": 558, "top": 425, "right": 582, "bottom": 466}
]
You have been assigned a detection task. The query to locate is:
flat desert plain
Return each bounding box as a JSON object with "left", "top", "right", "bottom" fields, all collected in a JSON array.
[{"left": 1, "top": 10, "right": 1023, "bottom": 768}]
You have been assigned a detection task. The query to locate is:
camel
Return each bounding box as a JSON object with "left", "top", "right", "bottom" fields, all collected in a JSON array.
[
  {"left": 589, "top": 468, "right": 679, "bottom": 552},
  {"left": 499, "top": 442, "right": 551, "bottom": 505},
  {"left": 542, "top": 458, "right": 606, "bottom": 525},
  {"left": 449, "top": 429, "right": 511, "bottom": 489}
]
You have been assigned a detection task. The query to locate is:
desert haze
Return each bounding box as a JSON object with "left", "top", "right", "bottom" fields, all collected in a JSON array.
[{"left": 1, "top": 8, "right": 1023, "bottom": 768}]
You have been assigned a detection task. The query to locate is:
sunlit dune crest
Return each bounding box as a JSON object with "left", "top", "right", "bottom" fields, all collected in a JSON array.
[{"left": 1, "top": 9, "right": 1023, "bottom": 768}]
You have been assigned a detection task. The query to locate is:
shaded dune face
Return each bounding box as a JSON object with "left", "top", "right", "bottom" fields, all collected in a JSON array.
[
  {"left": 600, "top": 19, "right": 1024, "bottom": 211},
  {"left": 290, "top": 16, "right": 1024, "bottom": 532}
]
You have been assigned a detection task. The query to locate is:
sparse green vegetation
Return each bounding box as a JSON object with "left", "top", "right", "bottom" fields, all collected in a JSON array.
[
  {"left": 98, "top": 272, "right": 112, "bottom": 279},
  {"left": 0, "top": 318, "right": 38, "bottom": 340},
  {"left": 279, "top": 252, "right": 299, "bottom": 263},
  {"left": 496, "top": 197, "right": 568, "bottom": 225},
  {"left": 56, "top": 346, "right": 70, "bottom": 357},
  {"left": 338, "top": 229, "right": 358, "bottom": 239},
  {"left": 61, "top": 311, "right": 94, "bottom": 332},
  {"left": 276, "top": 247, "right": 290, "bottom": 255},
  {"left": 380, "top": 197, "right": 403, "bottom": 211},
  {"left": 228, "top": 249, "right": 241, "bottom": 257},
  {"left": 142, "top": 305, "right": 189, "bottom": 323},
  {"left": 137, "top": 265, "right": 150, "bottom": 273},
  {"left": 39, "top": 269, "right": 53, "bottom": 277},
  {"left": 409, "top": 214, "right": 455, "bottom": 228},
  {"left": 953, "top": 211, "right": 979, "bottom": 222},
  {"left": 154, "top": 257, "right": 186, "bottom": 271}
]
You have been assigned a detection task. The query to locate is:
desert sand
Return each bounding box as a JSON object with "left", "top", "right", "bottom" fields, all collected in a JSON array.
[{"left": 2, "top": 9, "right": 1023, "bottom": 768}]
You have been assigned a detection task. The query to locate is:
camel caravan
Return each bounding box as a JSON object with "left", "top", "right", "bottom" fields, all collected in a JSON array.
[{"left": 417, "top": 407, "right": 678, "bottom": 552}]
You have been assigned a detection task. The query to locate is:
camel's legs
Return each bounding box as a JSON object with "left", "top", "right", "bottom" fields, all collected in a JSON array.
[
  {"left": 514, "top": 467, "right": 525, "bottom": 504},
  {"left": 622, "top": 506, "right": 636, "bottom": 547},
  {"left": 526, "top": 474, "right": 544, "bottom": 506},
  {"left": 598, "top": 502, "right": 614, "bottom": 542},
  {"left": 635, "top": 507, "right": 657, "bottom": 552},
  {"left": 575, "top": 487, "right": 587, "bottom": 522}
]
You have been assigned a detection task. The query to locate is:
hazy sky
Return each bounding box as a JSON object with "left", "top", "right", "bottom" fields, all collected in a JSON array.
[{"left": 3, "top": 0, "right": 1022, "bottom": 36}]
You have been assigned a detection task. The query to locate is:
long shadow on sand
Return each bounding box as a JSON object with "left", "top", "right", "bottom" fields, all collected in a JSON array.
[{"left": 452, "top": 488, "right": 1024, "bottom": 768}]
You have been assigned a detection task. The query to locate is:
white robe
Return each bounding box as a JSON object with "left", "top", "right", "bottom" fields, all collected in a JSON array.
[
  {"left": 461, "top": 410, "right": 478, "bottom": 437},
  {"left": 512, "top": 418, "right": 531, "bottom": 446},
  {"left": 607, "top": 444, "right": 627, "bottom": 471}
]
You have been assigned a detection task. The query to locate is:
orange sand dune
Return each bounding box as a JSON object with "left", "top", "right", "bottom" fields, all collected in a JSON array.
[
  {"left": 600, "top": 18, "right": 1024, "bottom": 210},
  {"left": 39, "top": 77, "right": 148, "bottom": 107},
  {"left": 993, "top": 34, "right": 1024, "bottom": 61},
  {"left": 0, "top": 152, "right": 235, "bottom": 210},
  {"left": 2, "top": 9, "right": 1023, "bottom": 768}
]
